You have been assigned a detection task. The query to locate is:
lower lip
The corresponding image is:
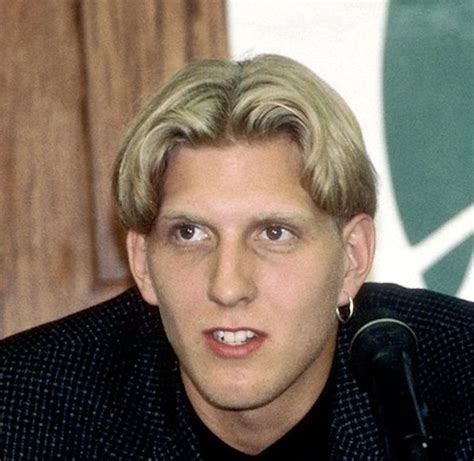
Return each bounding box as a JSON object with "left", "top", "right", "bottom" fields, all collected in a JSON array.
[{"left": 204, "top": 333, "right": 266, "bottom": 359}]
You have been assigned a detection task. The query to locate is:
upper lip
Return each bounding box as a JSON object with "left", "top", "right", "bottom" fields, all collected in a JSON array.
[{"left": 204, "top": 327, "right": 267, "bottom": 336}]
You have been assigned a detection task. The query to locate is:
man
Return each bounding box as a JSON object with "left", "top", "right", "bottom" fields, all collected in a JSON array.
[{"left": 1, "top": 55, "right": 472, "bottom": 460}]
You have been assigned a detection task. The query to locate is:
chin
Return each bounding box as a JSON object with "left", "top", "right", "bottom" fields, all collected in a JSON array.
[
  {"left": 205, "top": 389, "right": 277, "bottom": 412},
  {"left": 193, "top": 373, "right": 289, "bottom": 412}
]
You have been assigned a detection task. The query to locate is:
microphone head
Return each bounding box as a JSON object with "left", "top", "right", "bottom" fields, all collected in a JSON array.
[
  {"left": 349, "top": 311, "right": 418, "bottom": 388},
  {"left": 347, "top": 306, "right": 431, "bottom": 459}
]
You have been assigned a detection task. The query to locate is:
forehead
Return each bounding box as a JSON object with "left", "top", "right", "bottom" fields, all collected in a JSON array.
[
  {"left": 161, "top": 138, "right": 305, "bottom": 197},
  {"left": 156, "top": 138, "right": 329, "bottom": 227}
]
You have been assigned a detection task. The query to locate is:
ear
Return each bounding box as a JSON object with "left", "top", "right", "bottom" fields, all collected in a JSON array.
[
  {"left": 337, "top": 214, "right": 376, "bottom": 306},
  {"left": 126, "top": 230, "right": 159, "bottom": 305}
]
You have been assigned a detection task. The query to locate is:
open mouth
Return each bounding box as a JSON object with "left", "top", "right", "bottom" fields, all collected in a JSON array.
[
  {"left": 204, "top": 328, "right": 266, "bottom": 359},
  {"left": 212, "top": 330, "right": 257, "bottom": 346}
]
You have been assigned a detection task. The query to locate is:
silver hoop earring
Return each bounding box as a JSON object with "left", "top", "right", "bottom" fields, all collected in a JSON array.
[{"left": 336, "top": 296, "right": 354, "bottom": 324}]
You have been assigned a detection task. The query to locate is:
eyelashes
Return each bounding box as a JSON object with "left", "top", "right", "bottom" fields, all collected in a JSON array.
[
  {"left": 172, "top": 223, "right": 209, "bottom": 243},
  {"left": 259, "top": 226, "right": 296, "bottom": 242},
  {"left": 168, "top": 221, "right": 297, "bottom": 247}
]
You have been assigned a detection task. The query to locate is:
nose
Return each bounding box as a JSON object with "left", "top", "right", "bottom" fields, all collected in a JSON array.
[{"left": 207, "top": 239, "right": 257, "bottom": 307}]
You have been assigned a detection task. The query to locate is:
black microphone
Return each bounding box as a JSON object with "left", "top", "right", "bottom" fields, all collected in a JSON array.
[{"left": 349, "top": 309, "right": 430, "bottom": 461}]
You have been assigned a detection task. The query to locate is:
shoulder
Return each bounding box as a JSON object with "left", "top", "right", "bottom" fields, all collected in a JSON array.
[
  {"left": 0, "top": 288, "right": 179, "bottom": 458},
  {"left": 354, "top": 282, "right": 473, "bottom": 381},
  {"left": 0, "top": 287, "right": 172, "bottom": 385},
  {"left": 1, "top": 287, "right": 161, "bottom": 355},
  {"left": 356, "top": 282, "right": 473, "bottom": 330},
  {"left": 354, "top": 283, "right": 473, "bottom": 458},
  {"left": 0, "top": 287, "right": 173, "bottom": 390}
]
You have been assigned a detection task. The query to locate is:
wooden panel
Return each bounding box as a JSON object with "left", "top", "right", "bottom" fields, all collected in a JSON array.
[{"left": 0, "top": 0, "right": 228, "bottom": 339}]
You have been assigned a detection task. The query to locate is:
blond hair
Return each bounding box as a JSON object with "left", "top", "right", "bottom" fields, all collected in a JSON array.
[{"left": 113, "top": 54, "right": 377, "bottom": 233}]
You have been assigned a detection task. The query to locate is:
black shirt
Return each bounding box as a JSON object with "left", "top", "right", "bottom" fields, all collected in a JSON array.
[{"left": 187, "top": 372, "right": 334, "bottom": 461}]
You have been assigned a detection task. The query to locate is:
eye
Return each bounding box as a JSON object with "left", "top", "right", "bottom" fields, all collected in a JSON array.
[
  {"left": 174, "top": 224, "right": 208, "bottom": 242},
  {"left": 260, "top": 226, "right": 295, "bottom": 242}
]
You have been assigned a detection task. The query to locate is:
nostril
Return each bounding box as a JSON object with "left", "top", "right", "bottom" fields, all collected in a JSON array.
[{"left": 208, "top": 266, "right": 257, "bottom": 307}]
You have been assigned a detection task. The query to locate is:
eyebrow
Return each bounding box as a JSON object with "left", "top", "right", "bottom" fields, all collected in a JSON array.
[
  {"left": 157, "top": 210, "right": 320, "bottom": 227},
  {"left": 157, "top": 211, "right": 209, "bottom": 225},
  {"left": 255, "top": 212, "right": 320, "bottom": 226}
]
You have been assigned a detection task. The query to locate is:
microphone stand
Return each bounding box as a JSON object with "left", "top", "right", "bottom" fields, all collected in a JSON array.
[{"left": 350, "top": 319, "right": 431, "bottom": 461}]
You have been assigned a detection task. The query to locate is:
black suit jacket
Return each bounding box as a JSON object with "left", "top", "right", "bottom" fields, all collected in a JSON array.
[{"left": 1, "top": 283, "right": 473, "bottom": 460}]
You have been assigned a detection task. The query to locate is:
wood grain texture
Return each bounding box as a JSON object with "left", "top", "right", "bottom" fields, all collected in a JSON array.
[{"left": 0, "top": 0, "right": 228, "bottom": 338}]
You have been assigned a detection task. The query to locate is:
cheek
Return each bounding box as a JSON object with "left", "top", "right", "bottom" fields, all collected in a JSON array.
[
  {"left": 261, "top": 247, "right": 345, "bottom": 306},
  {"left": 147, "top": 255, "right": 208, "bottom": 340},
  {"left": 148, "top": 249, "right": 207, "bottom": 303},
  {"left": 153, "top": 282, "right": 204, "bottom": 361},
  {"left": 261, "top": 253, "right": 344, "bottom": 349},
  {"left": 153, "top": 286, "right": 202, "bottom": 340}
]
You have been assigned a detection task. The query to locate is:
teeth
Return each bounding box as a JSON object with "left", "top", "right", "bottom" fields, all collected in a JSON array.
[{"left": 213, "top": 330, "right": 257, "bottom": 346}]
